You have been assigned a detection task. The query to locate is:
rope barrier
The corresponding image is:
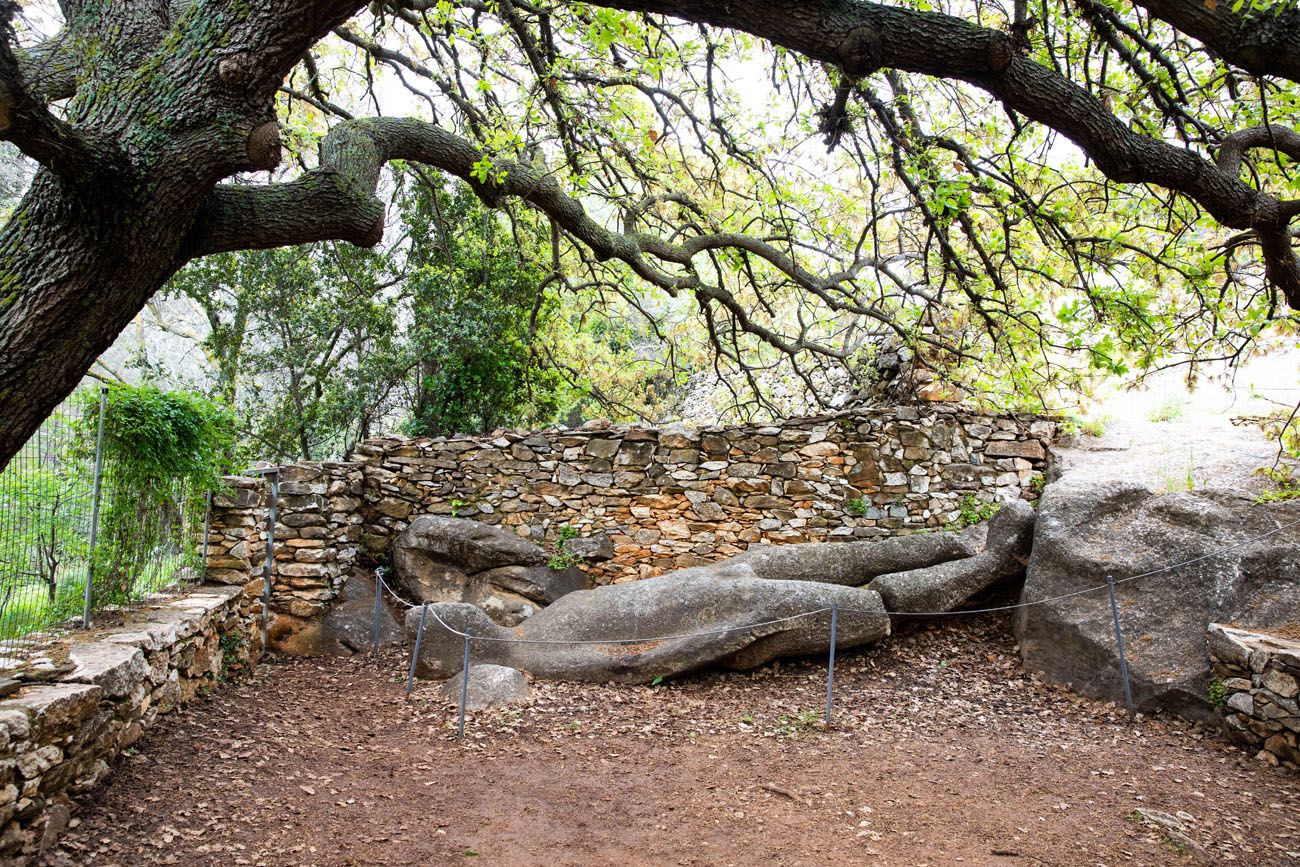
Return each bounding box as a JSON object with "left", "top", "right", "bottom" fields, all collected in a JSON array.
[
  {"left": 376, "top": 570, "right": 833, "bottom": 645},
  {"left": 875, "top": 513, "right": 1300, "bottom": 618},
  {"left": 376, "top": 513, "right": 1300, "bottom": 644}
]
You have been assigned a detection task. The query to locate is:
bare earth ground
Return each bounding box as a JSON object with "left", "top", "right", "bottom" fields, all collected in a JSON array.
[{"left": 40, "top": 614, "right": 1300, "bottom": 867}]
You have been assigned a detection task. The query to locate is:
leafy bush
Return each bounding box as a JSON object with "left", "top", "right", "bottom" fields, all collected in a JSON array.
[
  {"left": 547, "top": 525, "right": 585, "bottom": 571},
  {"left": 1256, "top": 465, "right": 1300, "bottom": 503},
  {"left": 78, "top": 384, "right": 234, "bottom": 604},
  {"left": 844, "top": 496, "right": 869, "bottom": 516}
]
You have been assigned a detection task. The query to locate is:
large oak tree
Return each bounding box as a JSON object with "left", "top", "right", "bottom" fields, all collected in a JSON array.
[{"left": 0, "top": 0, "right": 1297, "bottom": 466}]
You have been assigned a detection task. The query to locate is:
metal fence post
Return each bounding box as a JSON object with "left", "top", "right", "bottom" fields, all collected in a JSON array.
[
  {"left": 199, "top": 490, "right": 212, "bottom": 582},
  {"left": 1105, "top": 575, "right": 1136, "bottom": 721},
  {"left": 457, "top": 629, "right": 473, "bottom": 740},
  {"left": 372, "top": 566, "right": 385, "bottom": 658},
  {"left": 82, "top": 385, "right": 109, "bottom": 628},
  {"left": 405, "top": 604, "right": 428, "bottom": 697},
  {"left": 825, "top": 604, "right": 839, "bottom": 726},
  {"left": 261, "top": 469, "right": 279, "bottom": 650}
]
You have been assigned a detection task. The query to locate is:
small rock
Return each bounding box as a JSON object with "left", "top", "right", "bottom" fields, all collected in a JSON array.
[{"left": 441, "top": 664, "right": 531, "bottom": 711}]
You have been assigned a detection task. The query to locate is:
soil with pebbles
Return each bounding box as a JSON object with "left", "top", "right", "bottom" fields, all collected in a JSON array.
[{"left": 40, "top": 613, "right": 1300, "bottom": 867}]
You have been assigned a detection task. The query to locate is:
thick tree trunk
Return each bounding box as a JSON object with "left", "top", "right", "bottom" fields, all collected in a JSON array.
[
  {"left": 0, "top": 170, "right": 202, "bottom": 463},
  {"left": 0, "top": 0, "right": 1297, "bottom": 470},
  {"left": 0, "top": 0, "right": 366, "bottom": 469}
]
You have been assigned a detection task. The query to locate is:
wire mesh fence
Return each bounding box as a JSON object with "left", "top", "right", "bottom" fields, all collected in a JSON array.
[{"left": 0, "top": 387, "right": 206, "bottom": 664}]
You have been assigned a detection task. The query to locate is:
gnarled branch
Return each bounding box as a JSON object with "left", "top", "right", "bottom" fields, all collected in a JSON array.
[{"left": 582, "top": 0, "right": 1300, "bottom": 306}]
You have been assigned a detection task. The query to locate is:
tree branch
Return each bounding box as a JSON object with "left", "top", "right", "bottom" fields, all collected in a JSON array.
[
  {"left": 1217, "top": 124, "right": 1300, "bottom": 177},
  {"left": 1128, "top": 0, "right": 1300, "bottom": 84},
  {"left": 580, "top": 0, "right": 1300, "bottom": 306},
  {"left": 0, "top": 28, "right": 100, "bottom": 180},
  {"left": 184, "top": 116, "right": 955, "bottom": 364}
]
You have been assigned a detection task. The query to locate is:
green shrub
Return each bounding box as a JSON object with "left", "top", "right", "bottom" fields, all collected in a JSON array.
[
  {"left": 1256, "top": 465, "right": 1300, "bottom": 503},
  {"left": 77, "top": 384, "right": 235, "bottom": 605},
  {"left": 948, "top": 494, "right": 999, "bottom": 530},
  {"left": 1206, "top": 677, "right": 1226, "bottom": 709},
  {"left": 547, "top": 525, "right": 585, "bottom": 571}
]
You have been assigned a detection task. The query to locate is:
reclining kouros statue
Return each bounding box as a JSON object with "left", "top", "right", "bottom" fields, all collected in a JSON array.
[
  {"left": 869, "top": 500, "right": 1036, "bottom": 613},
  {"left": 407, "top": 563, "right": 890, "bottom": 683},
  {"left": 397, "top": 502, "right": 1037, "bottom": 683}
]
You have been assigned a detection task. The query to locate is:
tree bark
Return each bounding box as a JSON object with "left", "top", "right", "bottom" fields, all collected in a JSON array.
[{"left": 0, "top": 0, "right": 1298, "bottom": 469}]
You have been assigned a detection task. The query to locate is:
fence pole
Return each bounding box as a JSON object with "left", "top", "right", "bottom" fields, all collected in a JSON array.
[
  {"left": 824, "top": 604, "right": 839, "bottom": 726},
  {"left": 1105, "top": 575, "right": 1136, "bottom": 721},
  {"left": 82, "top": 385, "right": 109, "bottom": 629},
  {"left": 261, "top": 469, "right": 279, "bottom": 650},
  {"left": 199, "top": 490, "right": 212, "bottom": 582},
  {"left": 405, "top": 604, "right": 428, "bottom": 698},
  {"left": 373, "top": 566, "right": 385, "bottom": 659},
  {"left": 457, "top": 629, "right": 472, "bottom": 741}
]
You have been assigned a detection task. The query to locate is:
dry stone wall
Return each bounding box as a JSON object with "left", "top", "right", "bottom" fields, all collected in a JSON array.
[
  {"left": 1208, "top": 624, "right": 1300, "bottom": 768},
  {"left": 354, "top": 407, "right": 1055, "bottom": 582},
  {"left": 205, "top": 407, "right": 1054, "bottom": 647},
  {"left": 202, "top": 464, "right": 364, "bottom": 654},
  {"left": 0, "top": 585, "right": 261, "bottom": 861}
]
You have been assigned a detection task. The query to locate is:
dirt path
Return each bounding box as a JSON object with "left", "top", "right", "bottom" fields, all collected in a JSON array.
[
  {"left": 1052, "top": 413, "right": 1283, "bottom": 496},
  {"left": 39, "top": 614, "right": 1299, "bottom": 867}
]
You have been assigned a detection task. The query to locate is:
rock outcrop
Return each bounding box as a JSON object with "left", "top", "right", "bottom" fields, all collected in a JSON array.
[
  {"left": 408, "top": 567, "right": 890, "bottom": 683},
  {"left": 392, "top": 515, "right": 592, "bottom": 626},
  {"left": 870, "top": 500, "right": 1035, "bottom": 613},
  {"left": 271, "top": 571, "right": 403, "bottom": 656},
  {"left": 1015, "top": 480, "right": 1300, "bottom": 719}
]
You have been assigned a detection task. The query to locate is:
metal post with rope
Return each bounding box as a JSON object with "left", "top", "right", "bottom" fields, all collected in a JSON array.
[{"left": 370, "top": 514, "right": 1300, "bottom": 739}]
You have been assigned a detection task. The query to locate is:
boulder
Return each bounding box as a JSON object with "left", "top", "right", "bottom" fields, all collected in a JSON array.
[
  {"left": 408, "top": 566, "right": 890, "bottom": 683},
  {"left": 441, "top": 664, "right": 531, "bottom": 710},
  {"left": 473, "top": 564, "right": 590, "bottom": 606},
  {"left": 1014, "top": 480, "right": 1300, "bottom": 719},
  {"left": 723, "top": 528, "right": 980, "bottom": 586},
  {"left": 461, "top": 583, "right": 539, "bottom": 627},
  {"left": 272, "top": 572, "right": 404, "bottom": 656},
  {"left": 870, "top": 499, "right": 1035, "bottom": 613},
  {"left": 392, "top": 516, "right": 591, "bottom": 626}
]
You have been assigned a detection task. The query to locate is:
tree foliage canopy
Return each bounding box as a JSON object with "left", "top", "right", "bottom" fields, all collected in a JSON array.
[{"left": 0, "top": 0, "right": 1297, "bottom": 465}]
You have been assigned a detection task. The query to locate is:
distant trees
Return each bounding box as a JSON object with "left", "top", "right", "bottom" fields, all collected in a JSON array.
[
  {"left": 160, "top": 170, "right": 572, "bottom": 459},
  {"left": 3, "top": 0, "right": 1298, "bottom": 467}
]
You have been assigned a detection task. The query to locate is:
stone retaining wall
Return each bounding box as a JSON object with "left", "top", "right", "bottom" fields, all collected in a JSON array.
[
  {"left": 206, "top": 407, "right": 1055, "bottom": 649},
  {"left": 0, "top": 584, "right": 261, "bottom": 860},
  {"left": 354, "top": 407, "right": 1054, "bottom": 581},
  {"left": 202, "top": 464, "right": 364, "bottom": 654},
  {"left": 1208, "top": 623, "right": 1300, "bottom": 768}
]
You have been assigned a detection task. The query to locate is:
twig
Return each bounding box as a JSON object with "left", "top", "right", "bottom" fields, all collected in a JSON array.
[{"left": 761, "top": 783, "right": 810, "bottom": 807}]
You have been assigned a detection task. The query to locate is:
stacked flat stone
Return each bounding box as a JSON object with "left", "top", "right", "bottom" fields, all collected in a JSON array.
[
  {"left": 0, "top": 586, "right": 260, "bottom": 859},
  {"left": 1208, "top": 623, "right": 1300, "bottom": 768},
  {"left": 203, "top": 475, "right": 264, "bottom": 586},
  {"left": 267, "top": 463, "right": 364, "bottom": 638},
  {"left": 206, "top": 464, "right": 365, "bottom": 652},
  {"left": 351, "top": 407, "right": 1054, "bottom": 584}
]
